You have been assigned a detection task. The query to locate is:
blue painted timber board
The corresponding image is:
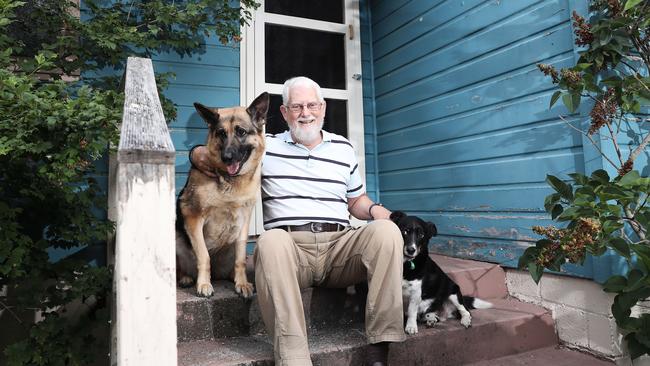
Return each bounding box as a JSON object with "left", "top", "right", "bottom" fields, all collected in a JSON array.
[
  {"left": 369, "top": 0, "right": 594, "bottom": 278},
  {"left": 375, "top": 1, "right": 569, "bottom": 96}
]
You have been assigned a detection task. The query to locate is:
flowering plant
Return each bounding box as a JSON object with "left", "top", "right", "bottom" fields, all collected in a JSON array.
[{"left": 518, "top": 0, "right": 650, "bottom": 359}]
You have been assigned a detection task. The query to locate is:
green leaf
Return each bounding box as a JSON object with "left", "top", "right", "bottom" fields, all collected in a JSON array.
[
  {"left": 602, "top": 219, "right": 624, "bottom": 234},
  {"left": 546, "top": 175, "right": 573, "bottom": 200},
  {"left": 544, "top": 193, "right": 562, "bottom": 212},
  {"left": 557, "top": 206, "right": 580, "bottom": 221},
  {"left": 591, "top": 242, "right": 607, "bottom": 256},
  {"left": 608, "top": 237, "right": 631, "bottom": 259},
  {"left": 562, "top": 93, "right": 581, "bottom": 113},
  {"left": 518, "top": 246, "right": 540, "bottom": 269},
  {"left": 551, "top": 204, "right": 564, "bottom": 220},
  {"left": 528, "top": 262, "right": 544, "bottom": 284},
  {"left": 550, "top": 91, "right": 562, "bottom": 108},
  {"left": 568, "top": 173, "right": 589, "bottom": 186},
  {"left": 625, "top": 269, "right": 646, "bottom": 292},
  {"left": 625, "top": 333, "right": 648, "bottom": 360},
  {"left": 603, "top": 275, "right": 628, "bottom": 292},
  {"left": 636, "top": 211, "right": 650, "bottom": 229},
  {"left": 575, "top": 185, "right": 595, "bottom": 197},
  {"left": 612, "top": 295, "right": 633, "bottom": 326},
  {"left": 591, "top": 169, "right": 611, "bottom": 184},
  {"left": 598, "top": 185, "right": 631, "bottom": 200},
  {"left": 619, "top": 170, "right": 642, "bottom": 186},
  {"left": 636, "top": 315, "right": 650, "bottom": 348},
  {"left": 624, "top": 0, "right": 644, "bottom": 11},
  {"left": 631, "top": 244, "right": 650, "bottom": 271}
]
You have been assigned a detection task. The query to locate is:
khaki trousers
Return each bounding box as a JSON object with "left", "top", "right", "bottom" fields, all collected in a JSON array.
[{"left": 254, "top": 219, "right": 406, "bottom": 366}]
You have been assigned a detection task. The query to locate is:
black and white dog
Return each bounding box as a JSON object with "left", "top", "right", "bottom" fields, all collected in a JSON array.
[{"left": 390, "top": 211, "right": 492, "bottom": 335}]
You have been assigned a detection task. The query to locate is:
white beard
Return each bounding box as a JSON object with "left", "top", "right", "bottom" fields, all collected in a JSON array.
[{"left": 291, "top": 118, "right": 324, "bottom": 145}]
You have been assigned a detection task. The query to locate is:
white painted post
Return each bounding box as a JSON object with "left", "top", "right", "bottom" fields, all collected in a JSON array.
[{"left": 109, "top": 57, "right": 176, "bottom": 366}]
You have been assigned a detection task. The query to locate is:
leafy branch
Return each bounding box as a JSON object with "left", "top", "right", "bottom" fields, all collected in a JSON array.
[
  {"left": 521, "top": 0, "right": 650, "bottom": 360},
  {"left": 0, "top": 0, "right": 259, "bottom": 364}
]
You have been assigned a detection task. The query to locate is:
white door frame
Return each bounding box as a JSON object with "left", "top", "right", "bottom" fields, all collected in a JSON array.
[{"left": 241, "top": 0, "right": 366, "bottom": 234}]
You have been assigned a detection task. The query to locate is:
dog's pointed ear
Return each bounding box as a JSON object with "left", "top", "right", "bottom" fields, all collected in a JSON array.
[
  {"left": 194, "top": 102, "right": 219, "bottom": 126},
  {"left": 425, "top": 221, "right": 438, "bottom": 238},
  {"left": 247, "top": 92, "right": 269, "bottom": 132},
  {"left": 389, "top": 210, "right": 407, "bottom": 224}
]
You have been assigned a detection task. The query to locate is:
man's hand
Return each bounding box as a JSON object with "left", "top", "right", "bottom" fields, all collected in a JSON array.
[{"left": 189, "top": 145, "right": 218, "bottom": 178}]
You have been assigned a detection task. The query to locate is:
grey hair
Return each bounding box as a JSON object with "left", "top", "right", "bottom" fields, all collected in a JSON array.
[{"left": 282, "top": 76, "right": 325, "bottom": 105}]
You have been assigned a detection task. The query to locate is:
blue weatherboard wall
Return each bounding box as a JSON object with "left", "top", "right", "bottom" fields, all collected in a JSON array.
[
  {"left": 368, "top": 0, "right": 598, "bottom": 277},
  {"left": 151, "top": 40, "right": 241, "bottom": 195}
]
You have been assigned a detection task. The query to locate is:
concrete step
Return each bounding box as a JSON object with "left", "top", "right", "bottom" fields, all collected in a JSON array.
[
  {"left": 177, "top": 282, "right": 366, "bottom": 342},
  {"left": 177, "top": 298, "right": 557, "bottom": 366},
  {"left": 176, "top": 254, "right": 506, "bottom": 342},
  {"left": 465, "top": 345, "right": 614, "bottom": 365}
]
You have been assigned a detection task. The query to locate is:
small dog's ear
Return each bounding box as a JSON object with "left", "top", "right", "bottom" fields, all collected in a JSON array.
[
  {"left": 389, "top": 210, "right": 407, "bottom": 223},
  {"left": 425, "top": 221, "right": 438, "bottom": 238},
  {"left": 194, "top": 102, "right": 219, "bottom": 126},
  {"left": 247, "top": 92, "right": 269, "bottom": 131}
]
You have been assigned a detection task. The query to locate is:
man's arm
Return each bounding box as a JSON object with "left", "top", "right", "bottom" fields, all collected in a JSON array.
[
  {"left": 348, "top": 194, "right": 391, "bottom": 220},
  {"left": 188, "top": 145, "right": 217, "bottom": 178}
]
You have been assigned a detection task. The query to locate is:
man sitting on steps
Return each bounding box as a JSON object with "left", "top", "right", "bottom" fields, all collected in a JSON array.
[{"left": 189, "top": 76, "right": 405, "bottom": 366}]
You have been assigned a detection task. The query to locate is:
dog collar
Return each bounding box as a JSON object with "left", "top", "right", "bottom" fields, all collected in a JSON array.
[{"left": 407, "top": 260, "right": 415, "bottom": 270}]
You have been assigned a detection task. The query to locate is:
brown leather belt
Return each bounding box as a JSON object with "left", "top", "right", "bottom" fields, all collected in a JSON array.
[{"left": 279, "top": 222, "right": 346, "bottom": 233}]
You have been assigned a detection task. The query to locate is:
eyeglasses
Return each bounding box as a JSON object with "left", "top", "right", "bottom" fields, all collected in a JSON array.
[{"left": 285, "top": 102, "right": 323, "bottom": 113}]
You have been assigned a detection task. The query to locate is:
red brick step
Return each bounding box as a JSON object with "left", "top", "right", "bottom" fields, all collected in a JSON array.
[{"left": 465, "top": 345, "right": 614, "bottom": 366}]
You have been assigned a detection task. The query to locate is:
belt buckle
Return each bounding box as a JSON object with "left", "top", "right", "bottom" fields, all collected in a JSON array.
[{"left": 310, "top": 222, "right": 324, "bottom": 233}]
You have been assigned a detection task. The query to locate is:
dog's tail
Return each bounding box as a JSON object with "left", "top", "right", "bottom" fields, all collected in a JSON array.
[{"left": 463, "top": 296, "right": 493, "bottom": 310}]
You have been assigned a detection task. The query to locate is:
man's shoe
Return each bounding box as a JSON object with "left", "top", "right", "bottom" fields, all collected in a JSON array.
[{"left": 366, "top": 342, "right": 389, "bottom": 366}]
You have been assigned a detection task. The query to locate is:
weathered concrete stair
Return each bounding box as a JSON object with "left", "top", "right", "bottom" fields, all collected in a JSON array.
[{"left": 177, "top": 255, "right": 612, "bottom": 365}]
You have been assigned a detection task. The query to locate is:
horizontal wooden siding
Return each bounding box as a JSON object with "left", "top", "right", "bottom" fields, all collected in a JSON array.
[{"left": 370, "top": 0, "right": 591, "bottom": 275}]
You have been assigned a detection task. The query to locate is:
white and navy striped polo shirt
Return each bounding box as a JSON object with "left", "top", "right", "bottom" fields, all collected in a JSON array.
[{"left": 262, "top": 130, "right": 365, "bottom": 230}]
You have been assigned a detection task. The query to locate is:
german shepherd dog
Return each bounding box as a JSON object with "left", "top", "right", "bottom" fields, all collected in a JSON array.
[{"left": 176, "top": 92, "right": 269, "bottom": 298}]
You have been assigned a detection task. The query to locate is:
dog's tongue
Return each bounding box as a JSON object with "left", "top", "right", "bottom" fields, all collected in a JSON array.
[{"left": 227, "top": 162, "right": 240, "bottom": 175}]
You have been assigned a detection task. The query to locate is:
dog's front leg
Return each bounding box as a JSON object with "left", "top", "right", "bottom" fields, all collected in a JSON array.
[
  {"left": 185, "top": 215, "right": 213, "bottom": 297},
  {"left": 404, "top": 294, "right": 420, "bottom": 335},
  {"left": 232, "top": 211, "right": 254, "bottom": 298}
]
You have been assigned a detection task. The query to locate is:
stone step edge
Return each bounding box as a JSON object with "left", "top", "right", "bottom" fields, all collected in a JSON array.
[
  {"left": 178, "top": 298, "right": 558, "bottom": 366},
  {"left": 177, "top": 254, "right": 509, "bottom": 342}
]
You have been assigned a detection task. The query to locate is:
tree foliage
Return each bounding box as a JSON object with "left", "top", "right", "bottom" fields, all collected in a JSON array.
[
  {"left": 0, "top": 0, "right": 258, "bottom": 364},
  {"left": 520, "top": 0, "right": 650, "bottom": 359}
]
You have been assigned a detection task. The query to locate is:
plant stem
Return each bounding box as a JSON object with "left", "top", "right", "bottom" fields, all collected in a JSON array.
[
  {"left": 625, "top": 206, "right": 646, "bottom": 240},
  {"left": 628, "top": 131, "right": 650, "bottom": 165},
  {"left": 633, "top": 194, "right": 649, "bottom": 217},
  {"left": 605, "top": 121, "right": 624, "bottom": 166},
  {"left": 0, "top": 299, "right": 23, "bottom": 325},
  {"left": 559, "top": 115, "right": 620, "bottom": 170}
]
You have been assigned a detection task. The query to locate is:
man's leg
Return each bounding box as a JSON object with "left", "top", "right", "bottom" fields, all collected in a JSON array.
[
  {"left": 254, "top": 229, "right": 313, "bottom": 366},
  {"left": 322, "top": 220, "right": 406, "bottom": 346}
]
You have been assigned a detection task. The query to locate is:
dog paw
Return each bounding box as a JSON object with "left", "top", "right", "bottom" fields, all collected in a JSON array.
[
  {"left": 196, "top": 282, "right": 214, "bottom": 297},
  {"left": 460, "top": 315, "right": 472, "bottom": 328},
  {"left": 405, "top": 321, "right": 418, "bottom": 335},
  {"left": 424, "top": 312, "right": 439, "bottom": 327},
  {"left": 178, "top": 276, "right": 194, "bottom": 288},
  {"left": 235, "top": 281, "right": 254, "bottom": 298}
]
